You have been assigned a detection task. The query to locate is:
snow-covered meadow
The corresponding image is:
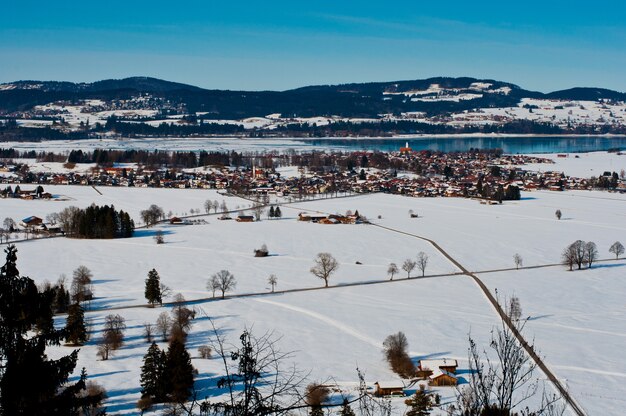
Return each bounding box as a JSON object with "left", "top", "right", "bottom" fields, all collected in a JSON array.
[{"left": 2, "top": 182, "right": 625, "bottom": 415}]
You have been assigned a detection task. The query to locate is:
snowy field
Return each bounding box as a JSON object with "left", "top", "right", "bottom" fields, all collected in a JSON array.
[
  {"left": 480, "top": 264, "right": 626, "bottom": 415},
  {"left": 2, "top": 184, "right": 625, "bottom": 414}
]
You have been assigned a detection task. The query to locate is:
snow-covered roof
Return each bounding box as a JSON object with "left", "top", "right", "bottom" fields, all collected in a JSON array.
[
  {"left": 374, "top": 381, "right": 404, "bottom": 389},
  {"left": 419, "top": 359, "right": 458, "bottom": 371}
]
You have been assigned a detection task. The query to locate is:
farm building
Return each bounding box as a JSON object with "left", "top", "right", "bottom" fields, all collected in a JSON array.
[{"left": 373, "top": 381, "right": 405, "bottom": 397}]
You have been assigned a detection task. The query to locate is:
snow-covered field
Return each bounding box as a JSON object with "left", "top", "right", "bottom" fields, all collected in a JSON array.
[{"left": 3, "top": 182, "right": 625, "bottom": 414}]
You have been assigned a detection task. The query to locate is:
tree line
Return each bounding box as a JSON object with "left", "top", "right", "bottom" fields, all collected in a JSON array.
[{"left": 54, "top": 204, "right": 134, "bottom": 238}]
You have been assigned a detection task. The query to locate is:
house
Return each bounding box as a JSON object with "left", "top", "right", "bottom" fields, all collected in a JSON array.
[
  {"left": 419, "top": 359, "right": 458, "bottom": 374},
  {"left": 373, "top": 381, "right": 405, "bottom": 397},
  {"left": 20, "top": 216, "right": 43, "bottom": 228},
  {"left": 419, "top": 359, "right": 459, "bottom": 387},
  {"left": 236, "top": 215, "right": 255, "bottom": 222},
  {"left": 428, "top": 370, "right": 458, "bottom": 386}
]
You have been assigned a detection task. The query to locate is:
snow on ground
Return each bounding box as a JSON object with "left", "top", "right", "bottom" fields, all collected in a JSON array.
[
  {"left": 520, "top": 151, "right": 626, "bottom": 178},
  {"left": 479, "top": 264, "right": 626, "bottom": 415},
  {"left": 42, "top": 276, "right": 500, "bottom": 414},
  {"left": 3, "top": 185, "right": 624, "bottom": 414},
  {"left": 289, "top": 190, "right": 626, "bottom": 272}
]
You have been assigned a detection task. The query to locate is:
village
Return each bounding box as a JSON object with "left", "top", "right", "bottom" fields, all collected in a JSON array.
[{"left": 2, "top": 146, "right": 621, "bottom": 207}]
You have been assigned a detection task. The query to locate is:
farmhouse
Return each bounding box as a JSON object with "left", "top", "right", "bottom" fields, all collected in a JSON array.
[
  {"left": 373, "top": 381, "right": 405, "bottom": 397},
  {"left": 419, "top": 358, "right": 459, "bottom": 386},
  {"left": 20, "top": 216, "right": 43, "bottom": 228}
]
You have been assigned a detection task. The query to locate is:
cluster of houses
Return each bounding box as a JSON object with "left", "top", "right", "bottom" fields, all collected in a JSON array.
[
  {"left": 1, "top": 149, "right": 621, "bottom": 202},
  {"left": 374, "top": 359, "right": 459, "bottom": 397},
  {"left": 297, "top": 211, "right": 363, "bottom": 225}
]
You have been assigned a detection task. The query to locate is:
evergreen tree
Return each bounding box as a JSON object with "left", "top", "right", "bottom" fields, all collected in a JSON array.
[
  {"left": 339, "top": 398, "right": 356, "bottom": 416},
  {"left": 404, "top": 389, "right": 433, "bottom": 416},
  {"left": 140, "top": 342, "right": 167, "bottom": 403},
  {"left": 274, "top": 206, "right": 282, "bottom": 218},
  {"left": 145, "top": 269, "right": 162, "bottom": 306},
  {"left": 165, "top": 338, "right": 195, "bottom": 403},
  {"left": 269, "top": 206, "right": 275, "bottom": 218},
  {"left": 309, "top": 405, "right": 324, "bottom": 416},
  {"left": 65, "top": 303, "right": 87, "bottom": 346},
  {"left": 0, "top": 245, "right": 91, "bottom": 414}
]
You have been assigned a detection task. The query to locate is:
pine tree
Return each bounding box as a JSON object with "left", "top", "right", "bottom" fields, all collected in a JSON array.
[
  {"left": 165, "top": 338, "right": 195, "bottom": 403},
  {"left": 145, "top": 268, "right": 162, "bottom": 306},
  {"left": 339, "top": 398, "right": 356, "bottom": 416},
  {"left": 275, "top": 206, "right": 282, "bottom": 218},
  {"left": 269, "top": 206, "right": 275, "bottom": 218},
  {"left": 140, "top": 342, "right": 167, "bottom": 403},
  {"left": 65, "top": 303, "right": 87, "bottom": 346},
  {"left": 404, "top": 389, "right": 433, "bottom": 416},
  {"left": 0, "top": 245, "right": 89, "bottom": 414}
]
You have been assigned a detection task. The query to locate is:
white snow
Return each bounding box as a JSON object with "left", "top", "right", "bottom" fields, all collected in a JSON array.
[{"left": 2, "top": 153, "right": 625, "bottom": 414}]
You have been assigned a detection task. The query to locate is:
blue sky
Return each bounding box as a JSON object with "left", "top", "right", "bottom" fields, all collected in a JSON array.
[{"left": 2, "top": 1, "right": 625, "bottom": 92}]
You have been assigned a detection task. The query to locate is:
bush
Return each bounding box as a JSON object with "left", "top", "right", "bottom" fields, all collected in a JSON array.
[{"left": 254, "top": 243, "right": 269, "bottom": 257}]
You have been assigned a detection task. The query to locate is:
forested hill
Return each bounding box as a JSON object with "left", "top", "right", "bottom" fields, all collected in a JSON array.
[{"left": 1, "top": 76, "right": 625, "bottom": 119}]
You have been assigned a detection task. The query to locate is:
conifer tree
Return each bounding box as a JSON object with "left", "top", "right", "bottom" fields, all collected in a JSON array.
[
  {"left": 0, "top": 245, "right": 92, "bottom": 414},
  {"left": 145, "top": 268, "right": 162, "bottom": 306},
  {"left": 140, "top": 342, "right": 167, "bottom": 403},
  {"left": 339, "top": 398, "right": 356, "bottom": 416},
  {"left": 404, "top": 389, "right": 433, "bottom": 416},
  {"left": 165, "top": 338, "right": 195, "bottom": 403},
  {"left": 275, "top": 206, "right": 282, "bottom": 218},
  {"left": 65, "top": 302, "right": 87, "bottom": 346},
  {"left": 269, "top": 206, "right": 275, "bottom": 218}
]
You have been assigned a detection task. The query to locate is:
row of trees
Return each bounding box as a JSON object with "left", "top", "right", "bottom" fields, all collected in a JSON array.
[
  {"left": 55, "top": 204, "right": 134, "bottom": 238},
  {"left": 387, "top": 252, "right": 429, "bottom": 280}
]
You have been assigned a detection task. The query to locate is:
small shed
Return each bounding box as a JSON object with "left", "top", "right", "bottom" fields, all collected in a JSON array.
[{"left": 373, "top": 381, "right": 405, "bottom": 397}]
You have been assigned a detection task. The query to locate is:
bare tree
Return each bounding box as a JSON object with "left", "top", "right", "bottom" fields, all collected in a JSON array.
[
  {"left": 143, "top": 323, "right": 154, "bottom": 343},
  {"left": 584, "top": 241, "right": 598, "bottom": 268},
  {"left": 3, "top": 217, "right": 16, "bottom": 232},
  {"left": 253, "top": 203, "right": 264, "bottom": 221},
  {"left": 562, "top": 245, "right": 575, "bottom": 271},
  {"left": 416, "top": 252, "right": 429, "bottom": 277},
  {"left": 507, "top": 296, "right": 522, "bottom": 321},
  {"left": 305, "top": 383, "right": 330, "bottom": 413},
  {"left": 563, "top": 240, "right": 585, "bottom": 270},
  {"left": 71, "top": 265, "right": 93, "bottom": 304},
  {"left": 204, "top": 200, "right": 212, "bottom": 214},
  {"left": 198, "top": 345, "right": 212, "bottom": 359},
  {"left": 268, "top": 274, "right": 278, "bottom": 292},
  {"left": 97, "top": 314, "right": 126, "bottom": 360},
  {"left": 156, "top": 311, "right": 171, "bottom": 342},
  {"left": 387, "top": 263, "right": 398, "bottom": 280},
  {"left": 170, "top": 293, "right": 195, "bottom": 341},
  {"left": 609, "top": 241, "right": 624, "bottom": 259},
  {"left": 513, "top": 253, "right": 523, "bottom": 269},
  {"left": 382, "top": 332, "right": 416, "bottom": 378},
  {"left": 555, "top": 209, "right": 562, "bottom": 220},
  {"left": 140, "top": 204, "right": 164, "bottom": 227},
  {"left": 455, "top": 320, "right": 562, "bottom": 416},
  {"left": 310, "top": 253, "right": 339, "bottom": 287},
  {"left": 206, "top": 322, "right": 308, "bottom": 415},
  {"left": 402, "top": 259, "right": 416, "bottom": 279},
  {"left": 212, "top": 270, "right": 236, "bottom": 299},
  {"left": 207, "top": 275, "right": 221, "bottom": 298}
]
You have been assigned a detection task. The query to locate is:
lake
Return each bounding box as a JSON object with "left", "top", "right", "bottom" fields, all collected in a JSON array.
[{"left": 303, "top": 136, "right": 626, "bottom": 154}]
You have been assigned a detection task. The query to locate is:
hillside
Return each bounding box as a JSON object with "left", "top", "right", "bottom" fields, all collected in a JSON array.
[{"left": 1, "top": 76, "right": 626, "bottom": 139}]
